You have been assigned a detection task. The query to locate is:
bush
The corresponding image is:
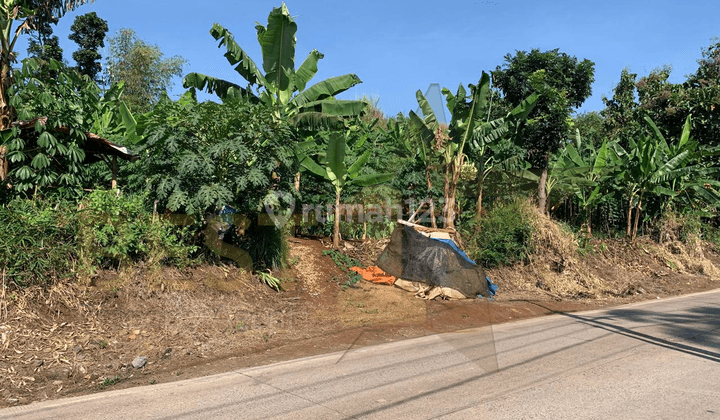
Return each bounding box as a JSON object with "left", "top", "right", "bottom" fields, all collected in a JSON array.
[
  {"left": 78, "top": 190, "right": 196, "bottom": 272},
  {"left": 465, "top": 198, "right": 535, "bottom": 268},
  {"left": 0, "top": 199, "right": 79, "bottom": 287},
  {"left": 228, "top": 221, "right": 289, "bottom": 271}
]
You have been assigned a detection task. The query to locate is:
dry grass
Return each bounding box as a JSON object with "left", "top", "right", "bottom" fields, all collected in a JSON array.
[
  {"left": 490, "top": 205, "right": 605, "bottom": 298},
  {"left": 488, "top": 206, "right": 720, "bottom": 299}
]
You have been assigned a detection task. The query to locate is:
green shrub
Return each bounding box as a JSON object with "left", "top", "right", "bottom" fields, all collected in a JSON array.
[
  {"left": 228, "top": 221, "right": 289, "bottom": 271},
  {"left": 78, "top": 190, "right": 196, "bottom": 272},
  {"left": 465, "top": 198, "right": 535, "bottom": 268},
  {"left": 0, "top": 199, "right": 79, "bottom": 287}
]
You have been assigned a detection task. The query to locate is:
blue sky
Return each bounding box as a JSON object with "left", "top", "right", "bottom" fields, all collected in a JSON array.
[{"left": 16, "top": 0, "right": 720, "bottom": 117}]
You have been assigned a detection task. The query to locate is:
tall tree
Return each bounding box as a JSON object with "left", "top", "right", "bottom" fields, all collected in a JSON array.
[
  {"left": 25, "top": 0, "right": 63, "bottom": 65},
  {"left": 69, "top": 11, "right": 107, "bottom": 82},
  {"left": 104, "top": 28, "right": 186, "bottom": 113},
  {"left": 601, "top": 68, "right": 640, "bottom": 146},
  {"left": 0, "top": 0, "right": 93, "bottom": 129},
  {"left": 492, "top": 49, "right": 595, "bottom": 213},
  {"left": 635, "top": 40, "right": 720, "bottom": 149},
  {"left": 183, "top": 3, "right": 366, "bottom": 127}
]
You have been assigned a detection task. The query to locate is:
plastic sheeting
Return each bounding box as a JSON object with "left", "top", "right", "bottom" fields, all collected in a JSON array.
[{"left": 376, "top": 225, "right": 490, "bottom": 298}]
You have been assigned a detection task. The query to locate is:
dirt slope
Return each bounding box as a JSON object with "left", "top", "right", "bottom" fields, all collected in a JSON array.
[{"left": 1, "top": 236, "right": 719, "bottom": 408}]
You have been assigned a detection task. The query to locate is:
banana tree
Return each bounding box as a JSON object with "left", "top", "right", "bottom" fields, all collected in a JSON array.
[
  {"left": 297, "top": 131, "right": 393, "bottom": 248},
  {"left": 550, "top": 129, "right": 610, "bottom": 234},
  {"left": 610, "top": 115, "right": 720, "bottom": 240},
  {"left": 407, "top": 91, "right": 443, "bottom": 228},
  {"left": 0, "top": 0, "right": 93, "bottom": 129},
  {"left": 442, "top": 72, "right": 538, "bottom": 230},
  {"left": 466, "top": 86, "right": 538, "bottom": 218},
  {"left": 408, "top": 72, "right": 537, "bottom": 229},
  {"left": 183, "top": 4, "right": 366, "bottom": 127}
]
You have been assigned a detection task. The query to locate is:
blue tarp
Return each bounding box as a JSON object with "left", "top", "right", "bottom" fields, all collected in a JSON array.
[{"left": 429, "top": 237, "right": 497, "bottom": 297}]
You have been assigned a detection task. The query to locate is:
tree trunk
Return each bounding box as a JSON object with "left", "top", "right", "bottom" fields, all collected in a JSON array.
[
  {"left": 333, "top": 189, "right": 341, "bottom": 249},
  {"left": 294, "top": 172, "right": 301, "bottom": 191},
  {"left": 626, "top": 195, "right": 633, "bottom": 238},
  {"left": 476, "top": 177, "right": 484, "bottom": 219},
  {"left": 0, "top": 146, "right": 7, "bottom": 182},
  {"left": 443, "top": 160, "right": 462, "bottom": 230},
  {"left": 1, "top": 59, "right": 15, "bottom": 186},
  {"left": 0, "top": 60, "right": 15, "bottom": 131},
  {"left": 537, "top": 166, "right": 548, "bottom": 215},
  {"left": 426, "top": 167, "right": 437, "bottom": 228},
  {"left": 442, "top": 162, "right": 452, "bottom": 229},
  {"left": 631, "top": 198, "right": 642, "bottom": 241}
]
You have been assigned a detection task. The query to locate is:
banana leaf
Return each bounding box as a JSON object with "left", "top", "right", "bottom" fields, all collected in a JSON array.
[
  {"left": 292, "top": 74, "right": 362, "bottom": 107},
  {"left": 295, "top": 50, "right": 323, "bottom": 91},
  {"left": 326, "top": 133, "right": 346, "bottom": 185},
  {"left": 351, "top": 172, "right": 394, "bottom": 187},
  {"left": 257, "top": 4, "right": 297, "bottom": 91},
  {"left": 183, "top": 73, "right": 258, "bottom": 103},
  {"left": 209, "top": 23, "right": 267, "bottom": 87}
]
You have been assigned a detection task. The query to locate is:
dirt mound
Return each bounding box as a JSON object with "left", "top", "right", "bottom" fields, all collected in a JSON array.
[{"left": 487, "top": 209, "right": 720, "bottom": 300}]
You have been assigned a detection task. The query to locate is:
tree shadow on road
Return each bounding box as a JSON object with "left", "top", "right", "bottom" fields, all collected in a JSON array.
[{"left": 527, "top": 299, "right": 720, "bottom": 363}]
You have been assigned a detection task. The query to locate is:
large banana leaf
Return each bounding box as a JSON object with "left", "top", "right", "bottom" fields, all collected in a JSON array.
[
  {"left": 209, "top": 23, "right": 267, "bottom": 87},
  {"left": 408, "top": 110, "right": 435, "bottom": 163},
  {"left": 290, "top": 111, "right": 344, "bottom": 130},
  {"left": 442, "top": 84, "right": 467, "bottom": 115},
  {"left": 351, "top": 172, "right": 394, "bottom": 187},
  {"left": 592, "top": 141, "right": 609, "bottom": 175},
  {"left": 472, "top": 119, "right": 509, "bottom": 149},
  {"left": 347, "top": 150, "right": 371, "bottom": 179},
  {"left": 299, "top": 155, "right": 327, "bottom": 178},
  {"left": 295, "top": 50, "right": 323, "bottom": 91},
  {"left": 507, "top": 92, "right": 539, "bottom": 122},
  {"left": 455, "top": 73, "right": 490, "bottom": 149},
  {"left": 292, "top": 74, "right": 362, "bottom": 107},
  {"left": 256, "top": 4, "right": 296, "bottom": 91},
  {"left": 182, "top": 73, "right": 258, "bottom": 103},
  {"left": 415, "top": 90, "right": 438, "bottom": 127},
  {"left": 297, "top": 99, "right": 367, "bottom": 117},
  {"left": 644, "top": 116, "right": 671, "bottom": 154},
  {"left": 649, "top": 151, "right": 693, "bottom": 183},
  {"left": 326, "top": 133, "right": 346, "bottom": 185}
]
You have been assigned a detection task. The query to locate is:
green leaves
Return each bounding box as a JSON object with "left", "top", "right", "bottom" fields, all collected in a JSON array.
[
  {"left": 257, "top": 3, "right": 297, "bottom": 92},
  {"left": 302, "top": 130, "right": 393, "bottom": 190},
  {"left": 186, "top": 5, "right": 365, "bottom": 126},
  {"left": 136, "top": 96, "right": 297, "bottom": 218},
  {"left": 326, "top": 133, "right": 346, "bottom": 186},
  {"left": 295, "top": 50, "right": 323, "bottom": 91},
  {"left": 292, "top": 74, "right": 364, "bottom": 108},
  {"left": 209, "top": 23, "right": 267, "bottom": 87}
]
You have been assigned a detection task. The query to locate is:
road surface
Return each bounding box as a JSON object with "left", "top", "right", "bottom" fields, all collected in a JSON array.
[{"left": 2, "top": 290, "right": 719, "bottom": 419}]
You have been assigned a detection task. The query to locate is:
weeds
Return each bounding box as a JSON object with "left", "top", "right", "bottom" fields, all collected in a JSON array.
[
  {"left": 465, "top": 198, "right": 535, "bottom": 268},
  {"left": 0, "top": 199, "right": 78, "bottom": 287},
  {"left": 258, "top": 271, "right": 283, "bottom": 291},
  {"left": 100, "top": 375, "right": 121, "bottom": 389},
  {"left": 323, "top": 250, "right": 363, "bottom": 289}
]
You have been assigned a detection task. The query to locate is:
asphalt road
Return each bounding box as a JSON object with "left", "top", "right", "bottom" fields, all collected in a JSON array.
[{"left": 3, "top": 290, "right": 719, "bottom": 419}]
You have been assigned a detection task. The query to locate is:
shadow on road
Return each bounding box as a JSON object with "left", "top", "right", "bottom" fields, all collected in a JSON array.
[{"left": 526, "top": 300, "right": 720, "bottom": 363}]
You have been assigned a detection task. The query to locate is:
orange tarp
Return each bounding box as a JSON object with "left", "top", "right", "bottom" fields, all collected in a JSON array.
[{"left": 350, "top": 266, "right": 396, "bottom": 285}]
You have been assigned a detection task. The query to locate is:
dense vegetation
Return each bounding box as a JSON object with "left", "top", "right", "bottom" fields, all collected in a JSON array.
[{"left": 1, "top": 3, "right": 719, "bottom": 289}]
